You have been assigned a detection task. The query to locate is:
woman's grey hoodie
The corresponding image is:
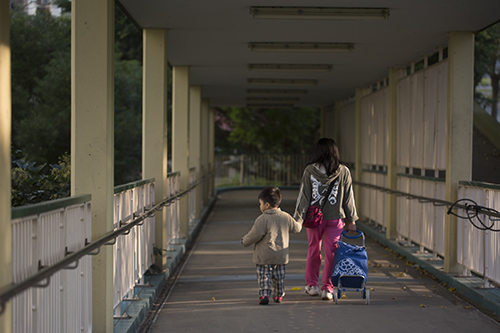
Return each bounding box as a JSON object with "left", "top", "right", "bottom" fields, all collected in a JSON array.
[{"left": 293, "top": 163, "right": 359, "bottom": 224}]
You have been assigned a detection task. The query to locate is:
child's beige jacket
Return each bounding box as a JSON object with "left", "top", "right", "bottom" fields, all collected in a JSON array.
[{"left": 241, "top": 208, "right": 302, "bottom": 265}]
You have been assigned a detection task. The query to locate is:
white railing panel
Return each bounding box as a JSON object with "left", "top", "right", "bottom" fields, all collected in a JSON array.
[
  {"left": 408, "top": 178, "right": 423, "bottom": 245},
  {"left": 397, "top": 176, "right": 410, "bottom": 239},
  {"left": 376, "top": 173, "right": 387, "bottom": 228},
  {"left": 410, "top": 71, "right": 425, "bottom": 169},
  {"left": 423, "top": 65, "right": 439, "bottom": 170},
  {"left": 11, "top": 200, "right": 92, "bottom": 333},
  {"left": 189, "top": 168, "right": 197, "bottom": 228},
  {"left": 434, "top": 182, "right": 446, "bottom": 256},
  {"left": 458, "top": 183, "right": 500, "bottom": 285},
  {"left": 113, "top": 181, "right": 156, "bottom": 314},
  {"left": 167, "top": 173, "right": 181, "bottom": 249},
  {"left": 436, "top": 61, "right": 448, "bottom": 170},
  {"left": 397, "top": 77, "right": 411, "bottom": 168},
  {"left": 361, "top": 172, "right": 372, "bottom": 221}
]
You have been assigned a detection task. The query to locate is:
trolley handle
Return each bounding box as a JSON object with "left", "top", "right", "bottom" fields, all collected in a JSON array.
[
  {"left": 342, "top": 230, "right": 363, "bottom": 239},
  {"left": 341, "top": 230, "right": 365, "bottom": 247}
]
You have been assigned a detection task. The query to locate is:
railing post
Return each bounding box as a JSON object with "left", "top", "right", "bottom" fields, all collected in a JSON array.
[
  {"left": 354, "top": 88, "right": 364, "bottom": 214},
  {"left": 189, "top": 86, "right": 202, "bottom": 219},
  {"left": 444, "top": 31, "right": 474, "bottom": 274},
  {"left": 0, "top": 0, "right": 12, "bottom": 329}
]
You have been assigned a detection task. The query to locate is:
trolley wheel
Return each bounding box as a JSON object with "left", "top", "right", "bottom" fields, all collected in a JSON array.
[
  {"left": 365, "top": 289, "right": 370, "bottom": 305},
  {"left": 333, "top": 288, "right": 338, "bottom": 304}
]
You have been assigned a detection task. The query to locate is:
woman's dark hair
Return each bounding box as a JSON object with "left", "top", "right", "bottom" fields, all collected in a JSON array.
[
  {"left": 258, "top": 186, "right": 282, "bottom": 208},
  {"left": 310, "top": 138, "right": 342, "bottom": 176}
]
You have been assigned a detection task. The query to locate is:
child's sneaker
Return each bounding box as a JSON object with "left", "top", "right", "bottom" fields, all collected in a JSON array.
[
  {"left": 259, "top": 296, "right": 269, "bottom": 305},
  {"left": 273, "top": 296, "right": 283, "bottom": 303},
  {"left": 305, "top": 285, "right": 319, "bottom": 296}
]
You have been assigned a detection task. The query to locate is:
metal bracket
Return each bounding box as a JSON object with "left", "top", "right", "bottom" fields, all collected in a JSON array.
[
  {"left": 104, "top": 237, "right": 117, "bottom": 246},
  {"left": 113, "top": 313, "right": 132, "bottom": 320},
  {"left": 135, "top": 283, "right": 153, "bottom": 288},
  {"left": 33, "top": 277, "right": 50, "bottom": 288}
]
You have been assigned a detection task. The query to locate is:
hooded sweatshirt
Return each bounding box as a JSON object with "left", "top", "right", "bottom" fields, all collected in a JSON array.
[{"left": 293, "top": 163, "right": 359, "bottom": 224}]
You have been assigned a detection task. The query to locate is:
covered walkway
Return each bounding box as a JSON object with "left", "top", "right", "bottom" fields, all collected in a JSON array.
[{"left": 141, "top": 189, "right": 500, "bottom": 333}]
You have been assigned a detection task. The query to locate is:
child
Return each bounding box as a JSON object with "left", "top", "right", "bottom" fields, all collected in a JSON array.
[{"left": 241, "top": 186, "right": 302, "bottom": 305}]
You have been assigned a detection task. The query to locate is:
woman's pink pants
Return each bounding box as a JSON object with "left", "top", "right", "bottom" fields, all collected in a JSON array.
[{"left": 305, "top": 219, "right": 345, "bottom": 292}]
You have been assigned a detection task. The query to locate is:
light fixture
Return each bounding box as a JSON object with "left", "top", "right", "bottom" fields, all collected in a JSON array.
[
  {"left": 247, "top": 78, "right": 317, "bottom": 86},
  {"left": 247, "top": 103, "right": 295, "bottom": 109},
  {"left": 248, "top": 64, "right": 333, "bottom": 72},
  {"left": 249, "top": 7, "right": 390, "bottom": 21},
  {"left": 246, "top": 97, "right": 300, "bottom": 103},
  {"left": 247, "top": 89, "right": 308, "bottom": 96},
  {"left": 249, "top": 42, "right": 353, "bottom": 53}
]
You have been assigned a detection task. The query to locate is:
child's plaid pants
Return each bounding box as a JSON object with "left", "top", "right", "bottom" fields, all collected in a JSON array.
[{"left": 256, "top": 264, "right": 286, "bottom": 297}]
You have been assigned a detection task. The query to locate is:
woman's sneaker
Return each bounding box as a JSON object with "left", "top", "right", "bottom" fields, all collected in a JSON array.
[
  {"left": 321, "top": 290, "right": 333, "bottom": 300},
  {"left": 273, "top": 296, "right": 283, "bottom": 303},
  {"left": 304, "top": 285, "right": 319, "bottom": 296},
  {"left": 259, "top": 296, "right": 269, "bottom": 305}
]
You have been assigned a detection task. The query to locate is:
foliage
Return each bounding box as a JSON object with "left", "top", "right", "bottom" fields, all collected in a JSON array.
[
  {"left": 11, "top": 150, "right": 71, "bottom": 207},
  {"left": 474, "top": 22, "right": 500, "bottom": 121},
  {"left": 215, "top": 107, "right": 320, "bottom": 155}
]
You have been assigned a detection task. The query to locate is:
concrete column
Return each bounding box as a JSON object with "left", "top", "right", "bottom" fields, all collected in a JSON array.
[
  {"left": 201, "top": 99, "right": 210, "bottom": 206},
  {"left": 71, "top": 1, "right": 114, "bottom": 331},
  {"left": 143, "top": 29, "right": 168, "bottom": 270},
  {"left": 0, "top": 1, "right": 12, "bottom": 330},
  {"left": 172, "top": 66, "right": 190, "bottom": 238},
  {"left": 444, "top": 32, "right": 474, "bottom": 273},
  {"left": 354, "top": 88, "right": 363, "bottom": 214},
  {"left": 386, "top": 68, "right": 400, "bottom": 239},
  {"left": 189, "top": 86, "right": 202, "bottom": 219},
  {"left": 208, "top": 107, "right": 215, "bottom": 198}
]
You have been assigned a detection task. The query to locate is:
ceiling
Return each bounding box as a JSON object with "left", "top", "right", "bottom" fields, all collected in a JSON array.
[{"left": 118, "top": 0, "right": 500, "bottom": 108}]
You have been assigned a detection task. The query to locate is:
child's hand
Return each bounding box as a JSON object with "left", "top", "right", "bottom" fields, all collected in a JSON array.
[{"left": 347, "top": 222, "right": 357, "bottom": 233}]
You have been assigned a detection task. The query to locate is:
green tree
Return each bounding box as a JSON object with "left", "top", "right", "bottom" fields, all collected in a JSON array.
[
  {"left": 475, "top": 22, "right": 500, "bottom": 121},
  {"left": 216, "top": 107, "right": 320, "bottom": 155}
]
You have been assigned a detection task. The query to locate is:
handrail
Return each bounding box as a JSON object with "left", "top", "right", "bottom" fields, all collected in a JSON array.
[
  {"left": 354, "top": 180, "right": 500, "bottom": 219},
  {"left": 0, "top": 171, "right": 215, "bottom": 315}
]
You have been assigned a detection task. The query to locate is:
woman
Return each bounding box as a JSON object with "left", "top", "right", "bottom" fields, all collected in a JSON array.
[{"left": 294, "top": 138, "right": 358, "bottom": 300}]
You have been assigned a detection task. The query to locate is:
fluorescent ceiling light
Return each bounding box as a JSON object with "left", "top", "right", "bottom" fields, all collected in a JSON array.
[
  {"left": 248, "top": 78, "right": 317, "bottom": 86},
  {"left": 246, "top": 97, "right": 300, "bottom": 103},
  {"left": 248, "top": 64, "right": 333, "bottom": 72},
  {"left": 249, "top": 42, "right": 353, "bottom": 52},
  {"left": 249, "top": 7, "right": 390, "bottom": 21},
  {"left": 247, "top": 103, "right": 295, "bottom": 109},
  {"left": 247, "top": 89, "right": 308, "bottom": 96}
]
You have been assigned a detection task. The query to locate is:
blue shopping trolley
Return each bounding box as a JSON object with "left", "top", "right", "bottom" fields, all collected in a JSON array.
[{"left": 331, "top": 230, "right": 369, "bottom": 304}]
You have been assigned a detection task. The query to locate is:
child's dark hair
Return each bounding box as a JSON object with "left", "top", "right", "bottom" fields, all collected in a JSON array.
[{"left": 258, "top": 186, "right": 282, "bottom": 208}]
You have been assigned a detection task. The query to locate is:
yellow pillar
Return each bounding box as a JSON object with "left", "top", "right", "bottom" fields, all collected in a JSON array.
[
  {"left": 354, "top": 88, "right": 363, "bottom": 214},
  {"left": 444, "top": 32, "right": 474, "bottom": 273},
  {"left": 172, "top": 66, "right": 190, "bottom": 238},
  {"left": 208, "top": 107, "right": 215, "bottom": 198},
  {"left": 0, "top": 0, "right": 12, "bottom": 330},
  {"left": 386, "top": 68, "right": 400, "bottom": 239},
  {"left": 143, "top": 29, "right": 169, "bottom": 270},
  {"left": 201, "top": 99, "right": 210, "bottom": 206},
  {"left": 189, "top": 86, "right": 202, "bottom": 219},
  {"left": 71, "top": 1, "right": 114, "bottom": 331}
]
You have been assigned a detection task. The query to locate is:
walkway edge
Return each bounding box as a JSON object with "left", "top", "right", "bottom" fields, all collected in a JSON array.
[
  {"left": 358, "top": 220, "right": 500, "bottom": 318},
  {"left": 114, "top": 195, "right": 217, "bottom": 333}
]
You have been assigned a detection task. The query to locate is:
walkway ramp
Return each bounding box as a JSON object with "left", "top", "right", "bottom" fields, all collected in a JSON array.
[{"left": 147, "top": 189, "right": 500, "bottom": 333}]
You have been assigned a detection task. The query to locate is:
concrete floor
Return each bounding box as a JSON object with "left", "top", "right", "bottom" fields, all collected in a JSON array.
[{"left": 146, "top": 189, "right": 500, "bottom": 333}]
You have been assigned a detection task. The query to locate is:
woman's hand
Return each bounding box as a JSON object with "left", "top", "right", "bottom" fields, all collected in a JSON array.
[{"left": 347, "top": 221, "right": 357, "bottom": 233}]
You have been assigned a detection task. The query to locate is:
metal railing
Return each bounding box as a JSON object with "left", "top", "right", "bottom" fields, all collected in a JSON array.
[
  {"left": 1, "top": 171, "right": 215, "bottom": 322},
  {"left": 457, "top": 181, "right": 500, "bottom": 287},
  {"left": 112, "top": 180, "right": 156, "bottom": 318},
  {"left": 215, "top": 154, "right": 309, "bottom": 187},
  {"left": 10, "top": 195, "right": 92, "bottom": 333},
  {"left": 166, "top": 172, "right": 181, "bottom": 249}
]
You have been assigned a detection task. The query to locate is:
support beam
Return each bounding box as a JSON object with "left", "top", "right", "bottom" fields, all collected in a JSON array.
[
  {"left": 201, "top": 99, "right": 210, "bottom": 206},
  {"left": 386, "top": 68, "right": 400, "bottom": 239},
  {"left": 71, "top": 1, "right": 114, "bottom": 331},
  {"left": 189, "top": 86, "right": 202, "bottom": 219},
  {"left": 143, "top": 29, "right": 168, "bottom": 270},
  {"left": 354, "top": 88, "right": 363, "bottom": 214},
  {"left": 0, "top": 0, "right": 12, "bottom": 330},
  {"left": 172, "top": 66, "right": 190, "bottom": 238},
  {"left": 444, "top": 32, "right": 474, "bottom": 274}
]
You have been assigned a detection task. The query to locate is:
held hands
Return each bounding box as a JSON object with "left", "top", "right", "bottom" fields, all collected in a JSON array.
[{"left": 346, "top": 221, "right": 357, "bottom": 233}]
